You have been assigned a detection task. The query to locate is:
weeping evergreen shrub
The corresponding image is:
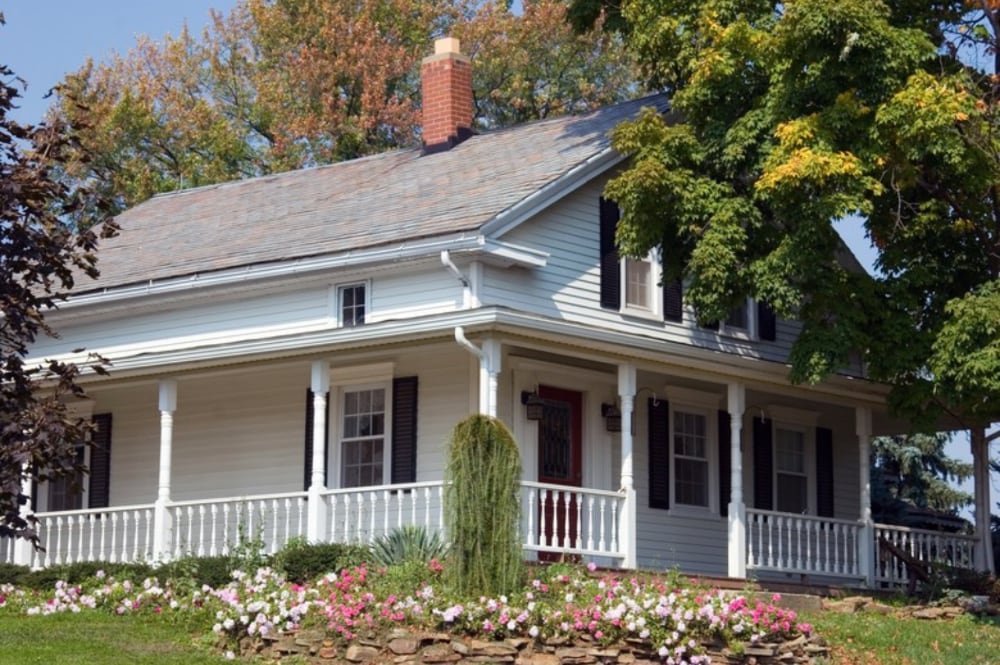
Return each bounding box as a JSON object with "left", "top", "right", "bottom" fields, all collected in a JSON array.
[{"left": 445, "top": 414, "right": 523, "bottom": 597}]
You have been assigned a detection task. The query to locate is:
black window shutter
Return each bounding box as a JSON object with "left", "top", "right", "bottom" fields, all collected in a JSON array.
[
  {"left": 88, "top": 413, "right": 113, "bottom": 509},
  {"left": 391, "top": 376, "right": 419, "bottom": 484},
  {"left": 599, "top": 197, "right": 621, "bottom": 310},
  {"left": 758, "top": 301, "right": 777, "bottom": 341},
  {"left": 717, "top": 409, "right": 731, "bottom": 518},
  {"left": 752, "top": 416, "right": 773, "bottom": 510},
  {"left": 303, "top": 389, "right": 330, "bottom": 491},
  {"left": 663, "top": 279, "right": 684, "bottom": 322},
  {"left": 816, "top": 426, "right": 835, "bottom": 518},
  {"left": 648, "top": 398, "right": 670, "bottom": 509}
]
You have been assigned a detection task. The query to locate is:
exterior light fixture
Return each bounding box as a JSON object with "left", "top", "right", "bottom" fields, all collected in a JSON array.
[
  {"left": 521, "top": 391, "right": 544, "bottom": 421},
  {"left": 601, "top": 403, "right": 622, "bottom": 432}
]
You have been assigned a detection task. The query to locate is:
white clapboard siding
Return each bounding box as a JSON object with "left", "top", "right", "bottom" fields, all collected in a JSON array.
[
  {"left": 486, "top": 179, "right": 805, "bottom": 366},
  {"left": 367, "top": 267, "right": 462, "bottom": 323}
]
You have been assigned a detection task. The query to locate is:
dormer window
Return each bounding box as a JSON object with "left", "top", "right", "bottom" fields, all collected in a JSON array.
[{"left": 339, "top": 283, "right": 367, "bottom": 327}]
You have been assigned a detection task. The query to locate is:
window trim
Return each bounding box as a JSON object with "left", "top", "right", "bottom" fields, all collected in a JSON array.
[
  {"left": 719, "top": 297, "right": 757, "bottom": 340},
  {"left": 335, "top": 280, "right": 370, "bottom": 328},
  {"left": 665, "top": 388, "right": 722, "bottom": 517},
  {"left": 620, "top": 249, "right": 662, "bottom": 320},
  {"left": 329, "top": 363, "right": 394, "bottom": 489}
]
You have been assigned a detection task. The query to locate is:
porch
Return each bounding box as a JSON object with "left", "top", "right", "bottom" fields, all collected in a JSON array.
[{"left": 3, "top": 483, "right": 976, "bottom": 591}]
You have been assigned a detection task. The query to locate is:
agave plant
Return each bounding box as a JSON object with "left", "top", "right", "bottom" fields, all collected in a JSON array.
[{"left": 369, "top": 525, "right": 449, "bottom": 567}]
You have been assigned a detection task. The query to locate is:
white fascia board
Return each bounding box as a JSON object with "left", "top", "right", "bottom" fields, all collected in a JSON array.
[
  {"left": 481, "top": 148, "right": 625, "bottom": 239},
  {"left": 62, "top": 234, "right": 546, "bottom": 312},
  {"left": 67, "top": 306, "right": 889, "bottom": 408}
]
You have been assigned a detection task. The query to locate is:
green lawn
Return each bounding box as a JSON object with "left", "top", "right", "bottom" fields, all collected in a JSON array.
[
  {"left": 804, "top": 610, "right": 1000, "bottom": 664},
  {"left": 0, "top": 613, "right": 230, "bottom": 665}
]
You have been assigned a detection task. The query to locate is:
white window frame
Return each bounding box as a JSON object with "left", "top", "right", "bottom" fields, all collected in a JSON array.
[
  {"left": 665, "top": 388, "right": 721, "bottom": 517},
  {"left": 329, "top": 363, "right": 394, "bottom": 489},
  {"left": 768, "top": 405, "right": 818, "bottom": 516},
  {"left": 620, "top": 249, "right": 662, "bottom": 319},
  {"left": 719, "top": 297, "right": 757, "bottom": 340},
  {"left": 335, "top": 280, "right": 370, "bottom": 328}
]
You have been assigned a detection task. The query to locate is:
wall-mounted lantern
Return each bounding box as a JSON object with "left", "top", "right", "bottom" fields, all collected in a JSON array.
[
  {"left": 521, "top": 391, "right": 544, "bottom": 421},
  {"left": 601, "top": 402, "right": 622, "bottom": 432}
]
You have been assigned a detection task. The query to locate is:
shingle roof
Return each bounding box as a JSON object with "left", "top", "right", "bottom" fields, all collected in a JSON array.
[{"left": 80, "top": 94, "right": 669, "bottom": 294}]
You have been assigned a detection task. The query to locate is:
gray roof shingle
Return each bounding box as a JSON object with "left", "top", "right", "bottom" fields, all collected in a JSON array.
[{"left": 80, "top": 94, "right": 668, "bottom": 294}]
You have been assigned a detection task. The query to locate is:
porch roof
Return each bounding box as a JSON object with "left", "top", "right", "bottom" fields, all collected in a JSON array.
[{"left": 78, "top": 95, "right": 670, "bottom": 295}]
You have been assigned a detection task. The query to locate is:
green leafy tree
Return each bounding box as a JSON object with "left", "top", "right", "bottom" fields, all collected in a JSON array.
[
  {"left": 0, "top": 17, "right": 118, "bottom": 543},
  {"left": 53, "top": 0, "right": 638, "bottom": 219},
  {"left": 444, "top": 415, "right": 522, "bottom": 597},
  {"left": 602, "top": 0, "right": 1000, "bottom": 432}
]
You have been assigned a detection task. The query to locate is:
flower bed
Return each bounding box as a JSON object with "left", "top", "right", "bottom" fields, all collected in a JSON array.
[{"left": 0, "top": 562, "right": 827, "bottom": 664}]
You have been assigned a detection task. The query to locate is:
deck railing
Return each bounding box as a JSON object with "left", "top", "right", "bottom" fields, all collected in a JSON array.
[
  {"left": 746, "top": 509, "right": 863, "bottom": 578},
  {"left": 521, "top": 482, "right": 626, "bottom": 560},
  {"left": 320, "top": 481, "right": 446, "bottom": 545},
  {"left": 167, "top": 492, "right": 308, "bottom": 559},
  {"left": 1, "top": 534, "right": 14, "bottom": 565},
  {"left": 875, "top": 523, "right": 977, "bottom": 589},
  {"left": 28, "top": 504, "right": 156, "bottom": 568}
]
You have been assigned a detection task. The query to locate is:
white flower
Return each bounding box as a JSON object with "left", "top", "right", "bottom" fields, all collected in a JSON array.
[{"left": 528, "top": 626, "right": 539, "bottom": 638}]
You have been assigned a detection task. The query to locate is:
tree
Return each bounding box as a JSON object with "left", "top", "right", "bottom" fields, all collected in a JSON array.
[
  {"left": 0, "top": 19, "right": 118, "bottom": 543},
  {"left": 445, "top": 415, "right": 522, "bottom": 597},
  {"left": 601, "top": 0, "right": 1000, "bottom": 432},
  {"left": 871, "top": 433, "right": 972, "bottom": 525},
  {"left": 54, "top": 0, "right": 639, "bottom": 219}
]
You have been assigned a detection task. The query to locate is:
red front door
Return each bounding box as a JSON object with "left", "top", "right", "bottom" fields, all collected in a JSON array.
[{"left": 537, "top": 386, "right": 582, "bottom": 557}]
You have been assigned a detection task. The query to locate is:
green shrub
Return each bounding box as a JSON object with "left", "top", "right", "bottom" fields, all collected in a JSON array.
[
  {"left": 156, "top": 555, "right": 233, "bottom": 589},
  {"left": 273, "top": 541, "right": 369, "bottom": 584},
  {"left": 445, "top": 414, "right": 523, "bottom": 597},
  {"left": 0, "top": 562, "right": 29, "bottom": 584},
  {"left": 17, "top": 561, "right": 154, "bottom": 589},
  {"left": 370, "top": 525, "right": 449, "bottom": 567}
]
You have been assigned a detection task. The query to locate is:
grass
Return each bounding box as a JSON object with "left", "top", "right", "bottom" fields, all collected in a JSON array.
[
  {"left": 805, "top": 609, "right": 1000, "bottom": 664},
  {"left": 0, "top": 612, "right": 231, "bottom": 665}
]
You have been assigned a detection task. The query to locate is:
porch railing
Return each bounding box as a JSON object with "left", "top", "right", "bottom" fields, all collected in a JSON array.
[
  {"left": 167, "top": 492, "right": 308, "bottom": 559},
  {"left": 1, "top": 534, "right": 14, "bottom": 565},
  {"left": 28, "top": 504, "right": 156, "bottom": 568},
  {"left": 17, "top": 481, "right": 627, "bottom": 568},
  {"left": 321, "top": 481, "right": 446, "bottom": 544},
  {"left": 874, "top": 523, "right": 977, "bottom": 589},
  {"left": 746, "top": 509, "right": 863, "bottom": 578},
  {"left": 521, "top": 482, "right": 626, "bottom": 560}
]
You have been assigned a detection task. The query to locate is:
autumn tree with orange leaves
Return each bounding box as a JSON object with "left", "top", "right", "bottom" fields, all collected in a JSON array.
[{"left": 52, "top": 0, "right": 637, "bottom": 219}]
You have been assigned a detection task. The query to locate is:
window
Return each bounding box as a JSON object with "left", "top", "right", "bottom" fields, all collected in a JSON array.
[
  {"left": 339, "top": 283, "right": 366, "bottom": 327},
  {"left": 340, "top": 387, "right": 386, "bottom": 487},
  {"left": 673, "top": 410, "right": 709, "bottom": 508},
  {"left": 621, "top": 251, "right": 661, "bottom": 316},
  {"left": 47, "top": 442, "right": 85, "bottom": 511},
  {"left": 720, "top": 298, "right": 755, "bottom": 338},
  {"left": 775, "top": 427, "right": 808, "bottom": 514}
]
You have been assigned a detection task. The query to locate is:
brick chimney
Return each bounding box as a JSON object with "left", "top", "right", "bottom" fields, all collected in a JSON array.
[{"left": 421, "top": 37, "right": 473, "bottom": 153}]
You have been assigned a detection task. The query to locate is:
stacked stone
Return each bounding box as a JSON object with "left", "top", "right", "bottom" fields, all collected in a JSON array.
[{"left": 242, "top": 627, "right": 831, "bottom": 664}]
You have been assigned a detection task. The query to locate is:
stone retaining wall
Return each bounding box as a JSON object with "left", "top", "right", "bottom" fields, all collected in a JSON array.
[{"left": 239, "top": 627, "right": 830, "bottom": 664}]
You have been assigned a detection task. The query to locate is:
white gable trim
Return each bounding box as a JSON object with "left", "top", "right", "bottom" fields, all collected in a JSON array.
[{"left": 481, "top": 147, "right": 624, "bottom": 238}]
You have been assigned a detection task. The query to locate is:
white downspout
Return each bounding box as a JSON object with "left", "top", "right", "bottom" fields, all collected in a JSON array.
[
  {"left": 441, "top": 250, "right": 472, "bottom": 309},
  {"left": 454, "top": 327, "right": 499, "bottom": 418}
]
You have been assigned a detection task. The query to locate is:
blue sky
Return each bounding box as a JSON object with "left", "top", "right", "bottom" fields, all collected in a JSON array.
[{"left": 1, "top": 2, "right": 989, "bottom": 511}]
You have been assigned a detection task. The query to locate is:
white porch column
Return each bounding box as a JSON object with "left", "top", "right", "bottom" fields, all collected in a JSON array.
[
  {"left": 307, "top": 361, "right": 330, "bottom": 543},
  {"left": 856, "top": 407, "right": 875, "bottom": 586},
  {"left": 481, "top": 338, "right": 501, "bottom": 418},
  {"left": 726, "top": 382, "right": 746, "bottom": 579},
  {"left": 153, "top": 379, "right": 177, "bottom": 562},
  {"left": 972, "top": 427, "right": 994, "bottom": 573},
  {"left": 618, "top": 363, "right": 637, "bottom": 569},
  {"left": 12, "top": 469, "right": 34, "bottom": 566}
]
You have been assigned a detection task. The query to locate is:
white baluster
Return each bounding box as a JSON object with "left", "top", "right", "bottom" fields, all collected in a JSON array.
[
  {"left": 270, "top": 499, "right": 279, "bottom": 554},
  {"left": 597, "top": 496, "right": 606, "bottom": 553},
  {"left": 539, "top": 490, "right": 550, "bottom": 548},
  {"left": 283, "top": 498, "right": 291, "bottom": 547},
  {"left": 86, "top": 514, "right": 96, "bottom": 562},
  {"left": 396, "top": 489, "right": 403, "bottom": 529},
  {"left": 329, "top": 494, "right": 339, "bottom": 542},
  {"left": 222, "top": 503, "right": 231, "bottom": 556},
  {"left": 609, "top": 496, "right": 618, "bottom": 553},
  {"left": 108, "top": 512, "right": 119, "bottom": 564},
  {"left": 99, "top": 513, "right": 108, "bottom": 562},
  {"left": 586, "top": 496, "right": 595, "bottom": 552},
  {"left": 209, "top": 504, "right": 218, "bottom": 557},
  {"left": 527, "top": 489, "right": 537, "bottom": 546},
  {"left": 355, "top": 493, "right": 364, "bottom": 543},
  {"left": 383, "top": 491, "right": 390, "bottom": 537},
  {"left": 195, "top": 505, "right": 205, "bottom": 557},
  {"left": 368, "top": 492, "right": 377, "bottom": 543},
  {"left": 574, "top": 493, "right": 582, "bottom": 550}
]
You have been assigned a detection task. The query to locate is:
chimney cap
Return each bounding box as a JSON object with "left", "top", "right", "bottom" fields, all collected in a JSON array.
[{"left": 434, "top": 37, "right": 461, "bottom": 56}]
